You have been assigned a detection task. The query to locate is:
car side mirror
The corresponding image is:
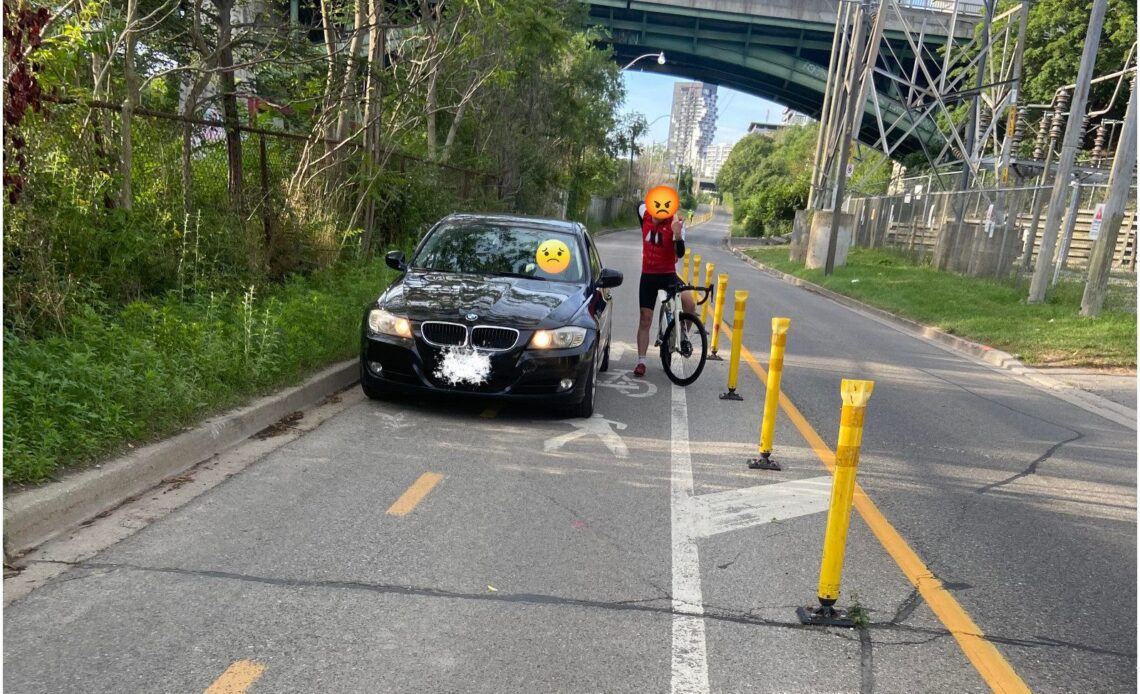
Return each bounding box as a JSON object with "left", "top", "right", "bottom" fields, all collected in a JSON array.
[
  {"left": 597, "top": 268, "right": 623, "bottom": 289},
  {"left": 385, "top": 250, "right": 407, "bottom": 272}
]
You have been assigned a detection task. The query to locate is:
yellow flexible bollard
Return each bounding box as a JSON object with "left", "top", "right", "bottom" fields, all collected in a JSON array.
[
  {"left": 748, "top": 317, "right": 791, "bottom": 471},
  {"left": 719, "top": 290, "right": 749, "bottom": 401},
  {"left": 709, "top": 273, "right": 729, "bottom": 361},
  {"left": 681, "top": 249, "right": 691, "bottom": 283},
  {"left": 798, "top": 379, "right": 875, "bottom": 627},
  {"left": 693, "top": 254, "right": 702, "bottom": 289},
  {"left": 700, "top": 262, "right": 715, "bottom": 325}
]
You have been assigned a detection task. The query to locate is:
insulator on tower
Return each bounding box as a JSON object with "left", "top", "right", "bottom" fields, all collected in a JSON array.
[
  {"left": 1091, "top": 122, "right": 1109, "bottom": 165},
  {"left": 1033, "top": 112, "right": 1050, "bottom": 159},
  {"left": 1012, "top": 107, "right": 1028, "bottom": 147}
]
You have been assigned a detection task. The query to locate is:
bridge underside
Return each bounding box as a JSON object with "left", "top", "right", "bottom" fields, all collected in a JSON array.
[{"left": 589, "top": 0, "right": 974, "bottom": 157}]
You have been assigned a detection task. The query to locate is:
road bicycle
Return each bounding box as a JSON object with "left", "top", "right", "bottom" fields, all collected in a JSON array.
[{"left": 655, "top": 281, "right": 713, "bottom": 386}]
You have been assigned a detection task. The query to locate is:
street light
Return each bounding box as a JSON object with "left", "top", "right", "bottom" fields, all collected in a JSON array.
[{"left": 622, "top": 51, "right": 666, "bottom": 71}]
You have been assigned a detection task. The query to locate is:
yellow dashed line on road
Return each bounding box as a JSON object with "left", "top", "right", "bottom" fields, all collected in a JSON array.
[
  {"left": 724, "top": 321, "right": 1031, "bottom": 694},
  {"left": 204, "top": 660, "right": 266, "bottom": 694},
  {"left": 386, "top": 472, "right": 445, "bottom": 517}
]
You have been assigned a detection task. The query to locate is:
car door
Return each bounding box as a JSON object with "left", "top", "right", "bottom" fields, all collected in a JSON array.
[{"left": 583, "top": 231, "right": 611, "bottom": 346}]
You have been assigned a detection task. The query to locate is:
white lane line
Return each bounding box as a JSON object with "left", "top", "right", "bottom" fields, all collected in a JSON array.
[
  {"left": 689, "top": 477, "right": 832, "bottom": 539},
  {"left": 670, "top": 384, "right": 710, "bottom": 694}
]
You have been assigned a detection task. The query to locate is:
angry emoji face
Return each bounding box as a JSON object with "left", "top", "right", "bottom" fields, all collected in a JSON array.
[{"left": 645, "top": 185, "right": 680, "bottom": 221}]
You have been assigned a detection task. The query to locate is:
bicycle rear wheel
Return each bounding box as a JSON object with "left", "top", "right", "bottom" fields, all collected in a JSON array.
[{"left": 660, "top": 312, "right": 708, "bottom": 386}]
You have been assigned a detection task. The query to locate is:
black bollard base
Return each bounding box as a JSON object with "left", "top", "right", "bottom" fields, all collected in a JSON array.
[
  {"left": 708, "top": 352, "right": 724, "bottom": 361},
  {"left": 719, "top": 389, "right": 743, "bottom": 401},
  {"left": 796, "top": 604, "right": 855, "bottom": 628},
  {"left": 748, "top": 453, "right": 782, "bottom": 471}
]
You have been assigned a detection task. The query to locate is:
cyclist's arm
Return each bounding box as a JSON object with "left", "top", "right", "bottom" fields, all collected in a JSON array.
[{"left": 673, "top": 217, "right": 686, "bottom": 259}]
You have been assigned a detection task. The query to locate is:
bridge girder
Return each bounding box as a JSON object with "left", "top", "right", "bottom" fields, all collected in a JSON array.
[{"left": 589, "top": 0, "right": 978, "bottom": 156}]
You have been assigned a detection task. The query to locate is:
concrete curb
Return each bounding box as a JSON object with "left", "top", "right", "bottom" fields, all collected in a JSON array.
[
  {"left": 728, "top": 244, "right": 1138, "bottom": 430},
  {"left": 4, "top": 359, "right": 360, "bottom": 556}
]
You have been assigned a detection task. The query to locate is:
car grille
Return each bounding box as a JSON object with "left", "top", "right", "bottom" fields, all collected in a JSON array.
[
  {"left": 421, "top": 321, "right": 468, "bottom": 347},
  {"left": 471, "top": 326, "right": 519, "bottom": 351}
]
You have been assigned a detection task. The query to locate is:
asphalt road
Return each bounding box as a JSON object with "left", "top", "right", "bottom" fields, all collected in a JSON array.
[{"left": 5, "top": 209, "right": 1136, "bottom": 693}]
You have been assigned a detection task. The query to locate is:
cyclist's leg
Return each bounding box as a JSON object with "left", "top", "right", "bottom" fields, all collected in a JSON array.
[
  {"left": 681, "top": 289, "right": 696, "bottom": 315},
  {"left": 636, "top": 274, "right": 660, "bottom": 376},
  {"left": 676, "top": 274, "right": 698, "bottom": 332}
]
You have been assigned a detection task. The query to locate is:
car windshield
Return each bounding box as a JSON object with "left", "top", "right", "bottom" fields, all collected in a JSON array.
[{"left": 411, "top": 222, "right": 584, "bottom": 283}]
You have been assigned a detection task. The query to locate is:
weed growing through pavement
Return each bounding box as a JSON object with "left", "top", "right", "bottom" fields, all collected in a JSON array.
[{"left": 847, "top": 592, "right": 870, "bottom": 628}]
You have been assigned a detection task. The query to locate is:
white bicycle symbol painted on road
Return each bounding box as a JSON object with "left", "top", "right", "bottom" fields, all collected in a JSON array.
[{"left": 596, "top": 370, "right": 658, "bottom": 398}]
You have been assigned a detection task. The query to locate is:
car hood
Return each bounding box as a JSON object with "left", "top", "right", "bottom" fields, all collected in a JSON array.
[{"left": 379, "top": 271, "right": 584, "bottom": 328}]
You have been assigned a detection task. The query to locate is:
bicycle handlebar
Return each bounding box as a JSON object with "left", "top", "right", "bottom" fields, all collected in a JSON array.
[{"left": 668, "top": 283, "right": 714, "bottom": 306}]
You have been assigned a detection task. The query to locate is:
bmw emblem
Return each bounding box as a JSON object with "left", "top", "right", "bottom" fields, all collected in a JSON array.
[{"left": 465, "top": 313, "right": 478, "bottom": 322}]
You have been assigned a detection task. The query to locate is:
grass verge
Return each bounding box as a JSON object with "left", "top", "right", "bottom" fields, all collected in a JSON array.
[
  {"left": 4, "top": 260, "right": 397, "bottom": 484},
  {"left": 745, "top": 246, "right": 1136, "bottom": 369}
]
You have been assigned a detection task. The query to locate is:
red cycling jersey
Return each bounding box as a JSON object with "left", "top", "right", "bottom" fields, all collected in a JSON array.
[{"left": 641, "top": 213, "right": 683, "bottom": 274}]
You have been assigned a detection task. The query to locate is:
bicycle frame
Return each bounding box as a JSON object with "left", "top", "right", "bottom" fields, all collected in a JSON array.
[
  {"left": 657, "top": 284, "right": 711, "bottom": 356},
  {"left": 657, "top": 292, "right": 684, "bottom": 355}
]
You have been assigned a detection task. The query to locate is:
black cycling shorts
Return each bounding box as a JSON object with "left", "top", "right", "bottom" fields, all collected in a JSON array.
[{"left": 639, "top": 272, "right": 683, "bottom": 310}]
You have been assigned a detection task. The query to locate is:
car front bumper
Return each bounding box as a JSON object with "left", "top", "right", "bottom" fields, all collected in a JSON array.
[{"left": 360, "top": 330, "right": 597, "bottom": 403}]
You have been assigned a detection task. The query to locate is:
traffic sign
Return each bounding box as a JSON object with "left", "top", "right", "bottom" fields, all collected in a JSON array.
[{"left": 1089, "top": 203, "right": 1106, "bottom": 241}]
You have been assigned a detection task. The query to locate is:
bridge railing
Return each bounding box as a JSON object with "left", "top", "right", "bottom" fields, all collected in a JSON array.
[{"left": 894, "top": 0, "right": 985, "bottom": 17}]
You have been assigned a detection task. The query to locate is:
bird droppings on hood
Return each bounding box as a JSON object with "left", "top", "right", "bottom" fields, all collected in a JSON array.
[{"left": 434, "top": 347, "right": 492, "bottom": 386}]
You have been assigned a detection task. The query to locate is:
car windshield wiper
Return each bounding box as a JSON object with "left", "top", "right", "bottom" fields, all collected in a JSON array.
[{"left": 491, "top": 271, "right": 547, "bottom": 280}]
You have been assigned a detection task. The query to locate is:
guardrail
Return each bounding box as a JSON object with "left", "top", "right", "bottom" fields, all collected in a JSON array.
[{"left": 894, "top": 0, "right": 985, "bottom": 17}]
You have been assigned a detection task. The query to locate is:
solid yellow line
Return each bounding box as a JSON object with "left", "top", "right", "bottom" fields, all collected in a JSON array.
[
  {"left": 386, "top": 472, "right": 444, "bottom": 517},
  {"left": 724, "top": 321, "right": 1031, "bottom": 694},
  {"left": 203, "top": 660, "right": 266, "bottom": 694}
]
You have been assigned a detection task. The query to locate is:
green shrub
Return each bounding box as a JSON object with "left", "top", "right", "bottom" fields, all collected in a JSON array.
[{"left": 3, "top": 259, "right": 398, "bottom": 484}]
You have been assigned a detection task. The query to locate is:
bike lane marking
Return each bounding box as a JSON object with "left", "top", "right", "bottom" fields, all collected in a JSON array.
[
  {"left": 670, "top": 383, "right": 710, "bottom": 694},
  {"left": 724, "top": 320, "right": 1031, "bottom": 694},
  {"left": 386, "top": 472, "right": 445, "bottom": 517},
  {"left": 203, "top": 660, "right": 266, "bottom": 694}
]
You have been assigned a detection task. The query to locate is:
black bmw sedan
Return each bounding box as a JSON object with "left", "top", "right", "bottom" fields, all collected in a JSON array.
[{"left": 360, "top": 213, "right": 623, "bottom": 417}]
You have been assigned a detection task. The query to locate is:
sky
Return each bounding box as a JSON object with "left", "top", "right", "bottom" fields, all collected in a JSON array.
[{"left": 620, "top": 70, "right": 789, "bottom": 149}]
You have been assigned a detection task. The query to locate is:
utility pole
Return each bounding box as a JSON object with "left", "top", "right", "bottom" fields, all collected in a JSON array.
[
  {"left": 989, "top": 0, "right": 1029, "bottom": 272},
  {"left": 807, "top": 0, "right": 850, "bottom": 210},
  {"left": 824, "top": 2, "right": 869, "bottom": 275},
  {"left": 1081, "top": 77, "right": 1137, "bottom": 317},
  {"left": 1028, "top": 0, "right": 1107, "bottom": 303},
  {"left": 997, "top": 0, "right": 1030, "bottom": 184}
]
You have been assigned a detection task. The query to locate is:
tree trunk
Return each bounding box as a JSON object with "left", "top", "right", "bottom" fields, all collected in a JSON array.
[
  {"left": 216, "top": 0, "right": 244, "bottom": 212},
  {"left": 90, "top": 52, "right": 117, "bottom": 209},
  {"left": 181, "top": 73, "right": 213, "bottom": 219},
  {"left": 334, "top": 0, "right": 366, "bottom": 141},
  {"left": 120, "top": 0, "right": 139, "bottom": 210},
  {"left": 355, "top": 0, "right": 386, "bottom": 252},
  {"left": 319, "top": 0, "right": 340, "bottom": 143},
  {"left": 425, "top": 69, "right": 439, "bottom": 160}
]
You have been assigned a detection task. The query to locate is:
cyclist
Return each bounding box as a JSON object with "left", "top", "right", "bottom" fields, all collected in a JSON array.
[{"left": 634, "top": 203, "right": 695, "bottom": 378}]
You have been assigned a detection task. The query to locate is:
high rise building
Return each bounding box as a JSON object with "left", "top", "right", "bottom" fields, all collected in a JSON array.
[
  {"left": 701, "top": 142, "right": 736, "bottom": 180},
  {"left": 782, "top": 108, "right": 811, "bottom": 126},
  {"left": 667, "top": 82, "right": 718, "bottom": 175}
]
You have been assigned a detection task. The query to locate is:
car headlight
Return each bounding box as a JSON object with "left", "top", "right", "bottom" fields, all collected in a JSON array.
[
  {"left": 529, "top": 326, "right": 587, "bottom": 349},
  {"left": 367, "top": 308, "right": 412, "bottom": 338}
]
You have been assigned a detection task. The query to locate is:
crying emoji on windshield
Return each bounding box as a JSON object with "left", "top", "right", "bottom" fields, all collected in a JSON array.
[{"left": 536, "top": 239, "right": 570, "bottom": 274}]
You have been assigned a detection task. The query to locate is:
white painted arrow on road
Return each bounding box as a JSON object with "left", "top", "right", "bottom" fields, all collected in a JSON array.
[{"left": 686, "top": 477, "right": 833, "bottom": 539}]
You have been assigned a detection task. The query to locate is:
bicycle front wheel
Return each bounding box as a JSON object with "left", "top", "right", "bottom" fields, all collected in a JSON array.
[{"left": 660, "top": 312, "right": 708, "bottom": 386}]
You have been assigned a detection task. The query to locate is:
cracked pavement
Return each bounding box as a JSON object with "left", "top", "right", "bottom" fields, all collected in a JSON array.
[{"left": 4, "top": 211, "right": 1135, "bottom": 693}]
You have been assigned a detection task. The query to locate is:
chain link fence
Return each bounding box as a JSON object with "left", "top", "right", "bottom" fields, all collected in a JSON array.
[{"left": 847, "top": 176, "right": 1138, "bottom": 279}]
